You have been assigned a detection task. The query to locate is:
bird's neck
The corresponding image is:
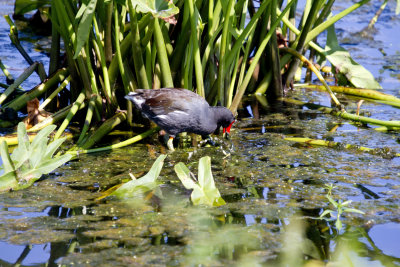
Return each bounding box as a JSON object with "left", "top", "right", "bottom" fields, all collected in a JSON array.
[{"left": 210, "top": 106, "right": 229, "bottom": 124}]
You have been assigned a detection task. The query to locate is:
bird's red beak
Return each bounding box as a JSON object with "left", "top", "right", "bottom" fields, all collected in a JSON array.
[{"left": 223, "top": 120, "right": 235, "bottom": 139}]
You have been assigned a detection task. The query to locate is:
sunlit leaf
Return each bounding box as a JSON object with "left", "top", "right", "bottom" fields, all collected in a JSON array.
[
  {"left": 326, "top": 194, "right": 338, "bottom": 207},
  {"left": 74, "top": 0, "right": 98, "bottom": 58},
  {"left": 342, "top": 208, "right": 365, "bottom": 214},
  {"left": 325, "top": 25, "right": 382, "bottom": 89},
  {"left": 110, "top": 154, "right": 167, "bottom": 198},
  {"left": 131, "top": 0, "right": 179, "bottom": 21},
  {"left": 17, "top": 122, "right": 29, "bottom": 152},
  {"left": 341, "top": 200, "right": 352, "bottom": 206},
  {"left": 14, "top": 0, "right": 50, "bottom": 15},
  {"left": 30, "top": 138, "right": 47, "bottom": 168},
  {"left": 198, "top": 156, "right": 226, "bottom": 206},
  {"left": 31, "top": 124, "right": 56, "bottom": 149},
  {"left": 174, "top": 156, "right": 226, "bottom": 207},
  {"left": 0, "top": 141, "right": 15, "bottom": 174},
  {"left": 0, "top": 123, "right": 71, "bottom": 192},
  {"left": 21, "top": 154, "right": 72, "bottom": 182},
  {"left": 174, "top": 162, "right": 197, "bottom": 189},
  {"left": 44, "top": 137, "right": 67, "bottom": 160},
  {"left": 319, "top": 209, "right": 334, "bottom": 218},
  {"left": 0, "top": 171, "right": 18, "bottom": 192}
]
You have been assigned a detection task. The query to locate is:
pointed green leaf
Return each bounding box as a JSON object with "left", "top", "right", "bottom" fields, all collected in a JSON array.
[
  {"left": 11, "top": 123, "right": 30, "bottom": 168},
  {"left": 21, "top": 154, "right": 72, "bottom": 182},
  {"left": 74, "top": 0, "right": 97, "bottom": 58},
  {"left": 343, "top": 208, "right": 365, "bottom": 214},
  {"left": 31, "top": 124, "right": 56, "bottom": 149},
  {"left": 29, "top": 139, "right": 47, "bottom": 168},
  {"left": 0, "top": 141, "right": 15, "bottom": 174},
  {"left": 326, "top": 195, "right": 338, "bottom": 207},
  {"left": 14, "top": 0, "right": 51, "bottom": 15},
  {"left": 44, "top": 137, "right": 67, "bottom": 160},
  {"left": 198, "top": 156, "right": 226, "bottom": 206},
  {"left": 175, "top": 157, "right": 226, "bottom": 207},
  {"left": 0, "top": 171, "right": 18, "bottom": 192},
  {"left": 111, "top": 154, "right": 167, "bottom": 198},
  {"left": 17, "top": 122, "right": 30, "bottom": 151},
  {"left": 131, "top": 0, "right": 179, "bottom": 20},
  {"left": 341, "top": 200, "right": 352, "bottom": 207},
  {"left": 325, "top": 25, "right": 382, "bottom": 89},
  {"left": 174, "top": 162, "right": 197, "bottom": 189},
  {"left": 320, "top": 209, "right": 333, "bottom": 218}
]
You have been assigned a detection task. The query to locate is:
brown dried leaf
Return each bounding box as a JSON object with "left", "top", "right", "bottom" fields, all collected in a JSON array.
[{"left": 22, "top": 98, "right": 52, "bottom": 129}]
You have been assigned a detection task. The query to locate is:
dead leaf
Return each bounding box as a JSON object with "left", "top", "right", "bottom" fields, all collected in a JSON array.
[
  {"left": 23, "top": 98, "right": 52, "bottom": 129},
  {"left": 161, "top": 15, "right": 177, "bottom": 25}
]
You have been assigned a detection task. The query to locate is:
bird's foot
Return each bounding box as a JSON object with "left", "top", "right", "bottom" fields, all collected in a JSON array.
[{"left": 167, "top": 137, "right": 175, "bottom": 151}]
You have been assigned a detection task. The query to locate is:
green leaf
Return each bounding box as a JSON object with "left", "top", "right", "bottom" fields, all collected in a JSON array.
[
  {"left": 0, "top": 171, "right": 18, "bottom": 192},
  {"left": 174, "top": 157, "right": 226, "bottom": 207},
  {"left": 343, "top": 208, "right": 365, "bottom": 214},
  {"left": 11, "top": 123, "right": 30, "bottom": 169},
  {"left": 324, "top": 25, "right": 382, "bottom": 89},
  {"left": 131, "top": 0, "right": 179, "bottom": 20},
  {"left": 44, "top": 137, "right": 67, "bottom": 160},
  {"left": 198, "top": 156, "right": 226, "bottom": 206},
  {"left": 21, "top": 154, "right": 72, "bottom": 182},
  {"left": 29, "top": 139, "right": 47, "bottom": 169},
  {"left": 174, "top": 162, "right": 197, "bottom": 189},
  {"left": 326, "top": 194, "right": 338, "bottom": 208},
  {"left": 17, "top": 122, "right": 30, "bottom": 152},
  {"left": 111, "top": 154, "right": 167, "bottom": 198},
  {"left": 31, "top": 124, "right": 56, "bottom": 149},
  {"left": 341, "top": 200, "right": 352, "bottom": 207},
  {"left": 396, "top": 0, "right": 400, "bottom": 15},
  {"left": 74, "top": 0, "right": 98, "bottom": 59},
  {"left": 0, "top": 141, "right": 15, "bottom": 174},
  {"left": 320, "top": 209, "right": 333, "bottom": 218},
  {"left": 14, "top": 0, "right": 50, "bottom": 15},
  {"left": 0, "top": 123, "right": 71, "bottom": 192}
]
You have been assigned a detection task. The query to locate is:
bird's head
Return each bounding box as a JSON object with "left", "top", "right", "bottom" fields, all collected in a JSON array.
[{"left": 214, "top": 107, "right": 235, "bottom": 139}]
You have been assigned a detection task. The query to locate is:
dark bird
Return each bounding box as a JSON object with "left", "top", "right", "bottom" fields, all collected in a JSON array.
[{"left": 125, "top": 88, "right": 235, "bottom": 150}]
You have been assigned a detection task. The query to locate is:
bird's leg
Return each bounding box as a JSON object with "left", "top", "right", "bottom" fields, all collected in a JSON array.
[
  {"left": 167, "top": 136, "right": 175, "bottom": 151},
  {"left": 202, "top": 135, "right": 217, "bottom": 146}
]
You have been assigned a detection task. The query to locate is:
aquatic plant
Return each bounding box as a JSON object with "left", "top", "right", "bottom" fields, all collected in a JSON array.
[
  {"left": 0, "top": 0, "right": 385, "bottom": 151},
  {"left": 102, "top": 154, "right": 226, "bottom": 206},
  {"left": 320, "top": 184, "right": 365, "bottom": 231},
  {"left": 108, "top": 154, "right": 167, "bottom": 199},
  {"left": 0, "top": 122, "right": 72, "bottom": 192},
  {"left": 174, "top": 156, "right": 226, "bottom": 207}
]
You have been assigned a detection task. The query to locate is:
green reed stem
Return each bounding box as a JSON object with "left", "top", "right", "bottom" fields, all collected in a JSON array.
[{"left": 54, "top": 91, "right": 86, "bottom": 139}]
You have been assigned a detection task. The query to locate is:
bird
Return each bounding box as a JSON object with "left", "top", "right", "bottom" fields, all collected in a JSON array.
[{"left": 125, "top": 88, "right": 235, "bottom": 151}]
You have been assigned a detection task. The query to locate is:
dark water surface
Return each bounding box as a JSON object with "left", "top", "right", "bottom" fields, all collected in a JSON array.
[{"left": 0, "top": 0, "right": 400, "bottom": 266}]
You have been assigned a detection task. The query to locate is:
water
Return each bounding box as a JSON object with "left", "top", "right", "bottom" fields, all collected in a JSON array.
[{"left": 0, "top": 0, "right": 400, "bottom": 266}]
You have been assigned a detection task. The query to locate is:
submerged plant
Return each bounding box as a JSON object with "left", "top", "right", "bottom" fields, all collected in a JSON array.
[
  {"left": 0, "top": 122, "right": 72, "bottom": 192},
  {"left": 320, "top": 184, "right": 365, "bottom": 231},
  {"left": 174, "top": 156, "right": 226, "bottom": 207}
]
